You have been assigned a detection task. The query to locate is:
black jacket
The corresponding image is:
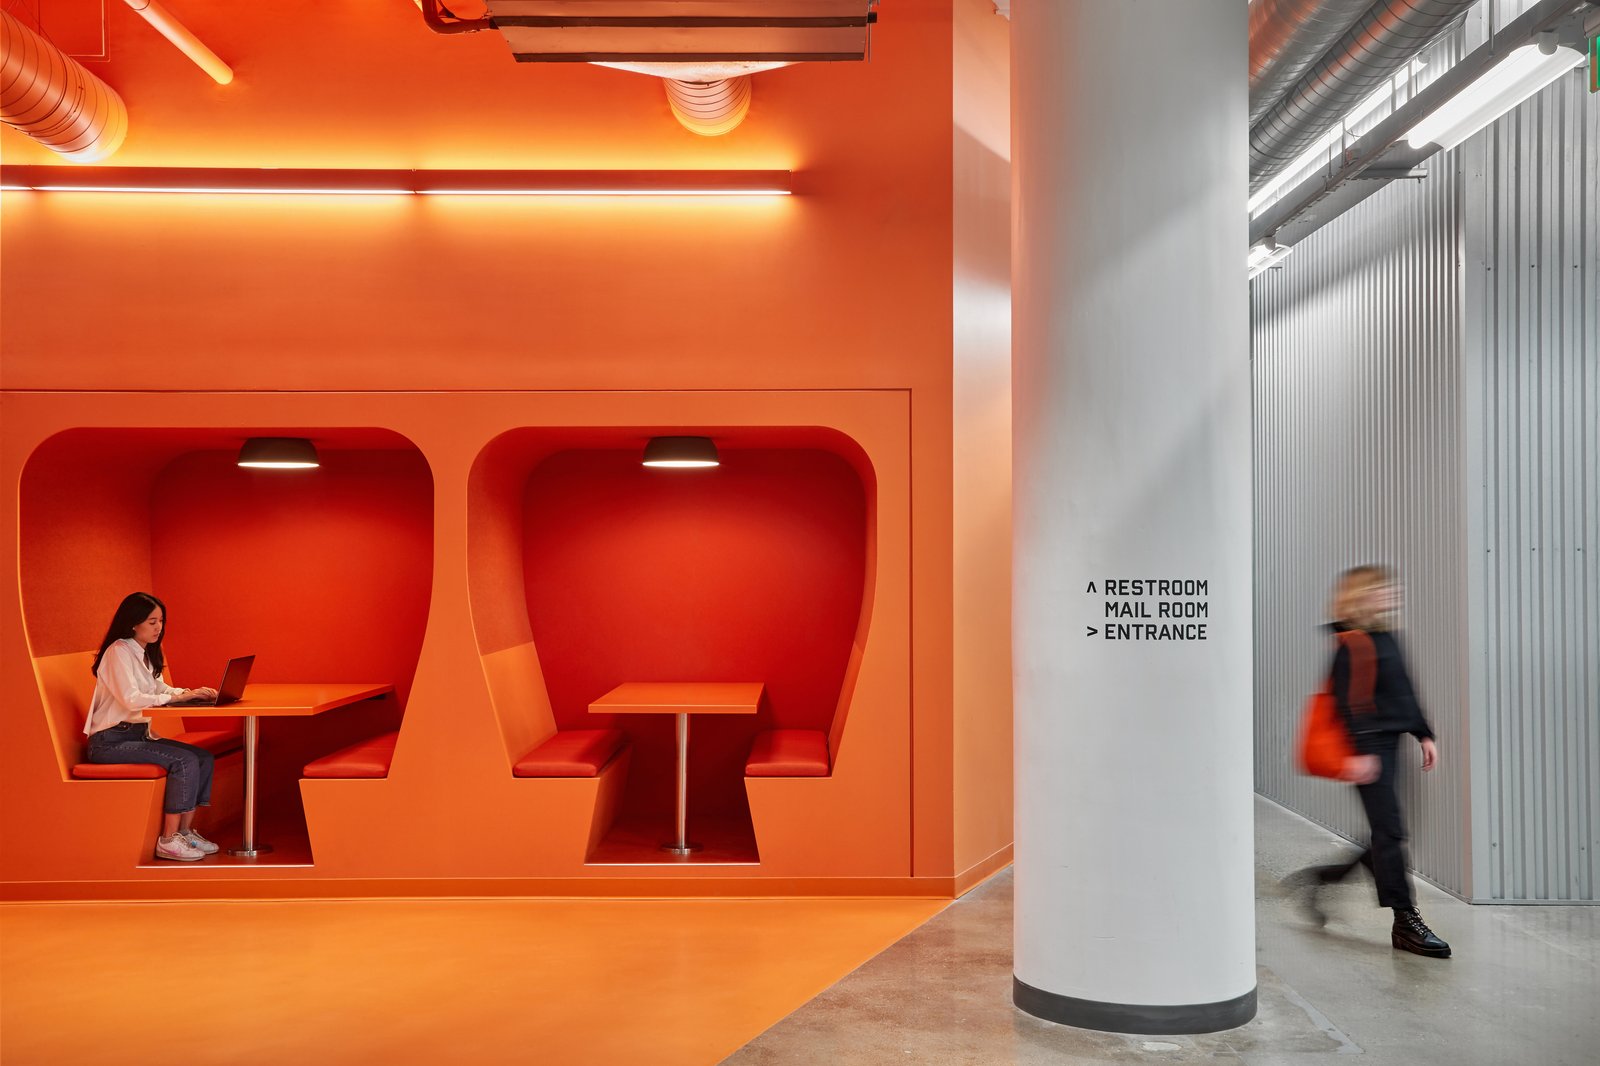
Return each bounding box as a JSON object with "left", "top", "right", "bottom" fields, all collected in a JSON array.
[{"left": 1328, "top": 622, "right": 1435, "bottom": 756}]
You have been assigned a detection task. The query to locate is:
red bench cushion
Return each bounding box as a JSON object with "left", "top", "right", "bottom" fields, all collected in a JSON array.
[
  {"left": 513, "top": 729, "right": 627, "bottom": 777},
  {"left": 72, "top": 763, "right": 166, "bottom": 780},
  {"left": 303, "top": 731, "right": 399, "bottom": 778},
  {"left": 169, "top": 729, "right": 244, "bottom": 756},
  {"left": 745, "top": 730, "right": 830, "bottom": 777}
]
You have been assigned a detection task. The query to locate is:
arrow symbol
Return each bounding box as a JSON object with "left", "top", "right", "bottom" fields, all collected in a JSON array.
[{"left": 1086, "top": 626, "right": 1098, "bottom": 637}]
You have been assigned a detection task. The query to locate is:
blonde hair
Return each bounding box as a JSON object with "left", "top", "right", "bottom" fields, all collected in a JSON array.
[{"left": 1332, "top": 565, "right": 1395, "bottom": 630}]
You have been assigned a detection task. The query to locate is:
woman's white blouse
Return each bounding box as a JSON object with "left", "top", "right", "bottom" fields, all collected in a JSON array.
[{"left": 84, "top": 639, "right": 185, "bottom": 735}]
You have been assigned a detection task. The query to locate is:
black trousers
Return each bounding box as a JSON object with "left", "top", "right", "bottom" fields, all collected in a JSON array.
[{"left": 1314, "top": 735, "right": 1414, "bottom": 909}]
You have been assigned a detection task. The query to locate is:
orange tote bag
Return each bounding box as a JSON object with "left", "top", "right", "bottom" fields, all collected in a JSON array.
[
  {"left": 1297, "top": 690, "right": 1352, "bottom": 778},
  {"left": 1297, "top": 630, "right": 1373, "bottom": 779}
]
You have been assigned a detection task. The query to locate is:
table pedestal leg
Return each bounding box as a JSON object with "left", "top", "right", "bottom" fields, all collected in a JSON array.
[
  {"left": 227, "top": 716, "right": 273, "bottom": 857},
  {"left": 662, "top": 711, "right": 700, "bottom": 855}
]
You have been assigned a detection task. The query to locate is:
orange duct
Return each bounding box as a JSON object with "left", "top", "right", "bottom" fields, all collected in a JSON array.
[
  {"left": 663, "top": 77, "right": 752, "bottom": 138},
  {"left": 0, "top": 11, "right": 128, "bottom": 161}
]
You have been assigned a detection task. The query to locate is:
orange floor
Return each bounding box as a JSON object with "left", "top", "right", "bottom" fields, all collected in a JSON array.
[{"left": 0, "top": 894, "right": 943, "bottom": 1065}]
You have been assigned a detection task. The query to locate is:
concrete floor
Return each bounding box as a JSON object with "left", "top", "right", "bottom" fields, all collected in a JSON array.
[{"left": 725, "top": 797, "right": 1599, "bottom": 1065}]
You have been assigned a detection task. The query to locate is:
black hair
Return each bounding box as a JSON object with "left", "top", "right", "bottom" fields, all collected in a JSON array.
[{"left": 91, "top": 592, "right": 167, "bottom": 678}]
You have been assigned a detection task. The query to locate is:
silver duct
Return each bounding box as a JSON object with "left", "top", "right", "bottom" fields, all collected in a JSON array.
[
  {"left": 1249, "top": 0, "right": 1475, "bottom": 189},
  {"left": 1249, "top": 0, "right": 1374, "bottom": 127}
]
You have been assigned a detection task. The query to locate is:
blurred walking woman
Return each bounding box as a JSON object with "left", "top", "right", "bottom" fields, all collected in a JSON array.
[
  {"left": 84, "top": 593, "right": 220, "bottom": 862},
  {"left": 1291, "top": 566, "right": 1452, "bottom": 958}
]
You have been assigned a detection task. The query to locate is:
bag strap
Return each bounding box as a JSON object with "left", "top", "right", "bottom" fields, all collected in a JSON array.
[{"left": 1335, "top": 629, "right": 1377, "bottom": 714}]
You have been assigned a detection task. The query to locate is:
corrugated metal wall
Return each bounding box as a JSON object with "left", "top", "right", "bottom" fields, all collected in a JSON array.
[
  {"left": 1252, "top": 13, "right": 1599, "bottom": 901},
  {"left": 1461, "top": 66, "right": 1600, "bottom": 903},
  {"left": 1251, "top": 155, "right": 1471, "bottom": 896}
]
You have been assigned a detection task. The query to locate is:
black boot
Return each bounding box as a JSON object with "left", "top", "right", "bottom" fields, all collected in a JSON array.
[{"left": 1392, "top": 907, "right": 1451, "bottom": 958}]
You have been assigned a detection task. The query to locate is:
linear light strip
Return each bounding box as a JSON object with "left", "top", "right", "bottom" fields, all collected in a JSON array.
[
  {"left": 0, "top": 166, "right": 792, "bottom": 196},
  {"left": 1406, "top": 42, "right": 1584, "bottom": 151}
]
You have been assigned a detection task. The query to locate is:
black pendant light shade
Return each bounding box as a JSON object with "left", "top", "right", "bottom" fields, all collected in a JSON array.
[
  {"left": 642, "top": 436, "right": 720, "bottom": 469},
  {"left": 237, "top": 437, "right": 320, "bottom": 470}
]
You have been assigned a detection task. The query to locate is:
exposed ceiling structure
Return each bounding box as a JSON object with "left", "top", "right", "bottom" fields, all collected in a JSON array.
[
  {"left": 1248, "top": 0, "right": 1477, "bottom": 189},
  {"left": 1249, "top": 0, "right": 1597, "bottom": 255},
  {"left": 480, "top": 0, "right": 876, "bottom": 62},
  {"left": 420, "top": 0, "right": 879, "bottom": 135}
]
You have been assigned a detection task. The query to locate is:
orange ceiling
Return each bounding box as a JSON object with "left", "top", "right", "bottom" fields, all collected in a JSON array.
[{"left": 0, "top": 0, "right": 937, "bottom": 171}]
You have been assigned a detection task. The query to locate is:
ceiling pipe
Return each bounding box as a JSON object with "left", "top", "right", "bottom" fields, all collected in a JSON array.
[
  {"left": 1250, "top": 0, "right": 1590, "bottom": 245},
  {"left": 121, "top": 0, "right": 232, "bottom": 84},
  {"left": 1249, "top": 0, "right": 1375, "bottom": 126},
  {"left": 419, "top": 0, "right": 493, "bottom": 35},
  {"left": 1250, "top": 0, "right": 1477, "bottom": 189},
  {"left": 121, "top": 0, "right": 233, "bottom": 84},
  {"left": 0, "top": 10, "right": 128, "bottom": 160}
]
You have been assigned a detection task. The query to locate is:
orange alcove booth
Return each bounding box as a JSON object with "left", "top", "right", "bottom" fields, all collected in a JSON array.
[
  {"left": 4, "top": 390, "right": 914, "bottom": 894},
  {"left": 469, "top": 426, "right": 882, "bottom": 868},
  {"left": 19, "top": 427, "right": 431, "bottom": 866}
]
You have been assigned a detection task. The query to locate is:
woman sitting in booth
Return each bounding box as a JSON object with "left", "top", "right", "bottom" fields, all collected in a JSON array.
[{"left": 84, "top": 592, "right": 220, "bottom": 862}]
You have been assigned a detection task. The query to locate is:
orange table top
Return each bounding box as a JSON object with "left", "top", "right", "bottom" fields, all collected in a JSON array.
[
  {"left": 159, "top": 682, "right": 394, "bottom": 718},
  {"left": 589, "top": 682, "right": 764, "bottom": 716}
]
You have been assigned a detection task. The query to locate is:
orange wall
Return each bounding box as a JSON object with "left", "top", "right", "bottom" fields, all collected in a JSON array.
[
  {"left": 0, "top": 1, "right": 1009, "bottom": 897},
  {"left": 951, "top": 0, "right": 1014, "bottom": 881}
]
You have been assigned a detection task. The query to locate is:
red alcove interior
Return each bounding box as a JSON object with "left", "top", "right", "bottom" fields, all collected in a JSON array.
[
  {"left": 526, "top": 447, "right": 867, "bottom": 822},
  {"left": 20, "top": 428, "right": 432, "bottom": 844},
  {"left": 470, "top": 427, "right": 871, "bottom": 862}
]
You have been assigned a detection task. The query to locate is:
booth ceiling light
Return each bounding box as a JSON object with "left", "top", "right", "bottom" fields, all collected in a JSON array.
[
  {"left": 0, "top": 167, "right": 793, "bottom": 197},
  {"left": 1406, "top": 41, "right": 1584, "bottom": 151},
  {"left": 238, "top": 438, "right": 320, "bottom": 470},
  {"left": 642, "top": 437, "right": 720, "bottom": 469}
]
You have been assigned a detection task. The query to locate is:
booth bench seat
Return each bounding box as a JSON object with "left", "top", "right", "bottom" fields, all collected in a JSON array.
[
  {"left": 67, "top": 725, "right": 244, "bottom": 780},
  {"left": 744, "top": 729, "right": 830, "bottom": 777},
  {"left": 303, "top": 730, "right": 399, "bottom": 778},
  {"left": 514, "top": 729, "right": 628, "bottom": 777},
  {"left": 71, "top": 761, "right": 166, "bottom": 780},
  {"left": 37, "top": 651, "right": 246, "bottom": 778}
]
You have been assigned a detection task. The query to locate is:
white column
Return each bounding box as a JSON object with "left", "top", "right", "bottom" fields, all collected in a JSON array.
[{"left": 1010, "top": 0, "right": 1255, "bottom": 1034}]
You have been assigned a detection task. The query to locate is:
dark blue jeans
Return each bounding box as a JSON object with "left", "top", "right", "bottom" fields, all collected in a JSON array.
[{"left": 86, "top": 723, "right": 214, "bottom": 814}]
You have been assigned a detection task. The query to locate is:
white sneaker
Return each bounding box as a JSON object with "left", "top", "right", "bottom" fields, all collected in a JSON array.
[
  {"left": 180, "top": 829, "right": 220, "bottom": 854},
  {"left": 154, "top": 834, "right": 205, "bottom": 862}
]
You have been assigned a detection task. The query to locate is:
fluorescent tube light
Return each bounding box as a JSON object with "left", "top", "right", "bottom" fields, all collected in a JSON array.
[
  {"left": 1407, "top": 43, "right": 1583, "bottom": 151},
  {"left": 1248, "top": 240, "right": 1293, "bottom": 280}
]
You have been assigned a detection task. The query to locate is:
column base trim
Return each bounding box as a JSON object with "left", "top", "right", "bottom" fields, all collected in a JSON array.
[{"left": 1013, "top": 976, "right": 1257, "bottom": 1035}]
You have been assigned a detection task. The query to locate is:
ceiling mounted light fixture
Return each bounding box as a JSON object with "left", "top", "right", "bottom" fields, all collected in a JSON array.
[
  {"left": 642, "top": 436, "right": 720, "bottom": 469},
  {"left": 238, "top": 437, "right": 320, "bottom": 470},
  {"left": 1248, "top": 239, "right": 1294, "bottom": 280},
  {"left": 0, "top": 166, "right": 791, "bottom": 196},
  {"left": 1406, "top": 39, "right": 1584, "bottom": 152}
]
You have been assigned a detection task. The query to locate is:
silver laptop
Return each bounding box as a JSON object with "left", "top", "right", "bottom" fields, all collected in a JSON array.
[{"left": 181, "top": 655, "right": 254, "bottom": 706}]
